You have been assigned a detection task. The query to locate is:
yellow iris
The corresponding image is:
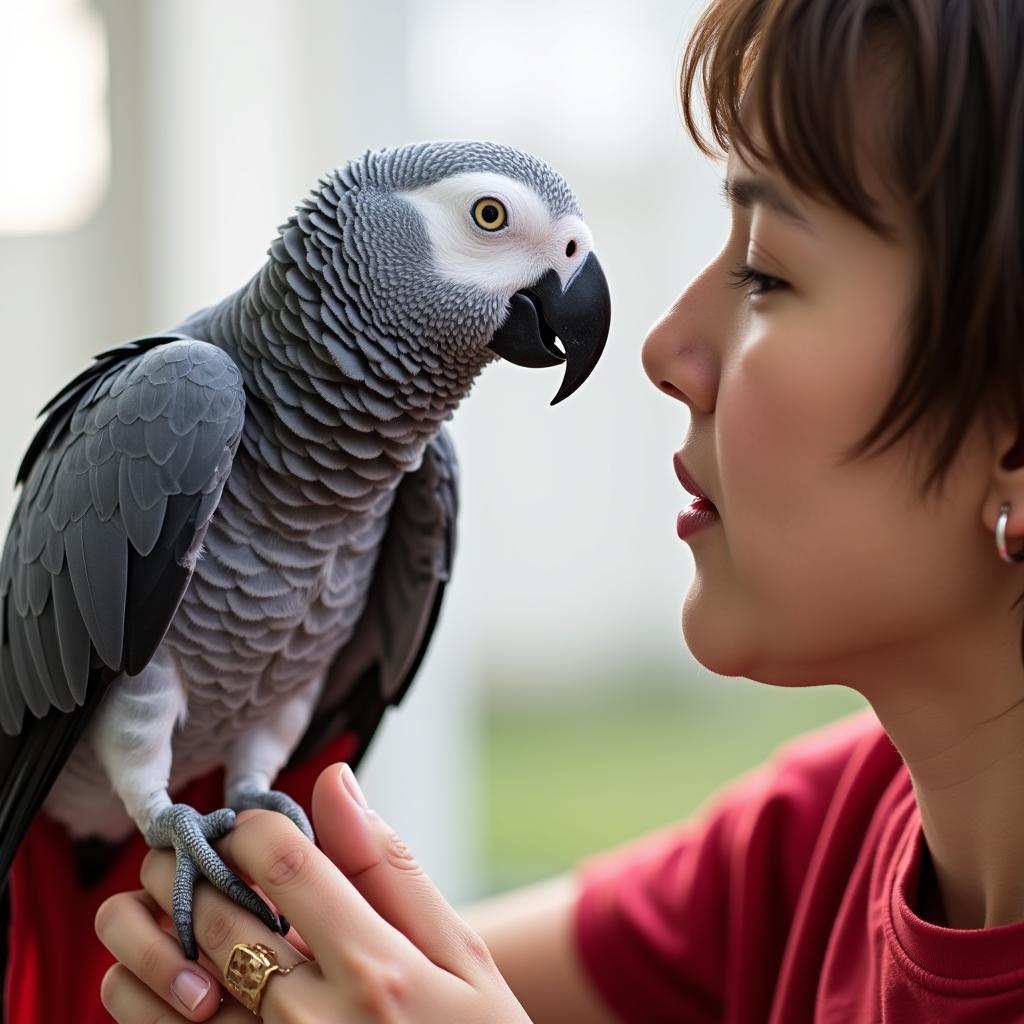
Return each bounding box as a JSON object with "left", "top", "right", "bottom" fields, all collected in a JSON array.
[{"left": 472, "top": 197, "right": 507, "bottom": 231}]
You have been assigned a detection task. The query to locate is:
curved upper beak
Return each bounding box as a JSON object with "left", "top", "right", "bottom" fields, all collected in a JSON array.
[{"left": 486, "top": 251, "right": 611, "bottom": 405}]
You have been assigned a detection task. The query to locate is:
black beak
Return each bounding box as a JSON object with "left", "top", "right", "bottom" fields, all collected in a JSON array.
[{"left": 486, "top": 251, "right": 611, "bottom": 405}]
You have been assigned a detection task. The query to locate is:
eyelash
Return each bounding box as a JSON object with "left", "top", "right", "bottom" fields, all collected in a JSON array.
[{"left": 727, "top": 261, "right": 786, "bottom": 298}]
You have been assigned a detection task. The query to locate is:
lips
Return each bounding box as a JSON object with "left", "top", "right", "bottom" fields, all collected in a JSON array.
[{"left": 672, "top": 451, "right": 716, "bottom": 507}]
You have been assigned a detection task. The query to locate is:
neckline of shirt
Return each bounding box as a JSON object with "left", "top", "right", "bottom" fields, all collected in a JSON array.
[{"left": 884, "top": 787, "right": 1024, "bottom": 992}]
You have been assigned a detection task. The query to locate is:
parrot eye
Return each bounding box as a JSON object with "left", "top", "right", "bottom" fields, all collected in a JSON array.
[{"left": 472, "top": 197, "right": 508, "bottom": 232}]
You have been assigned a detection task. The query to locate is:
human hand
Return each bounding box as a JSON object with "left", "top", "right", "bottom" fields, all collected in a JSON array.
[{"left": 95, "top": 763, "right": 532, "bottom": 1022}]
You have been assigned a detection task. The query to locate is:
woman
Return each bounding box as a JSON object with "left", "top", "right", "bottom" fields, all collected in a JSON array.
[{"left": 92, "top": 0, "right": 1024, "bottom": 1020}]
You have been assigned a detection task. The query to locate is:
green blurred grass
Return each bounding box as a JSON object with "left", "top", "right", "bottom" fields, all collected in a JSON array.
[{"left": 479, "top": 671, "right": 868, "bottom": 892}]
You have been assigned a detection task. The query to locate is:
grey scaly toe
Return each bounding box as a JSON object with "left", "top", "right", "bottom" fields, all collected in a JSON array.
[
  {"left": 146, "top": 803, "right": 287, "bottom": 960},
  {"left": 229, "top": 787, "right": 315, "bottom": 841}
]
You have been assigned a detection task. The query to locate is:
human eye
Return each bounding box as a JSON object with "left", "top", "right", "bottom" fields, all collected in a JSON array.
[{"left": 726, "top": 260, "right": 787, "bottom": 298}]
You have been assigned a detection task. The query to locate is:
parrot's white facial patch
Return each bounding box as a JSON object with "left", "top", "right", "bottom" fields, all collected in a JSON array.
[{"left": 398, "top": 172, "right": 593, "bottom": 298}]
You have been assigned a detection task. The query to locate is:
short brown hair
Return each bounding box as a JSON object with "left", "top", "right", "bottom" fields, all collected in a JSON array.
[{"left": 680, "top": 0, "right": 1024, "bottom": 498}]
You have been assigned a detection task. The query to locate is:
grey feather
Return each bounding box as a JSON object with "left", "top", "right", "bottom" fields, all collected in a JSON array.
[
  {"left": 0, "top": 641, "right": 24, "bottom": 734},
  {"left": 89, "top": 457, "right": 122, "bottom": 521},
  {"left": 63, "top": 511, "right": 127, "bottom": 668},
  {"left": 8, "top": 601, "right": 46, "bottom": 717},
  {"left": 50, "top": 569, "right": 90, "bottom": 703}
]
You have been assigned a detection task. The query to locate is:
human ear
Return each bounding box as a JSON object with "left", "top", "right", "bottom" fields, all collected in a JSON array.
[
  {"left": 984, "top": 422, "right": 1024, "bottom": 559},
  {"left": 999, "top": 433, "right": 1024, "bottom": 471}
]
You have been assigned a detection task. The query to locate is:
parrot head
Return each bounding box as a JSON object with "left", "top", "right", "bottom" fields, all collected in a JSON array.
[{"left": 325, "top": 141, "right": 611, "bottom": 404}]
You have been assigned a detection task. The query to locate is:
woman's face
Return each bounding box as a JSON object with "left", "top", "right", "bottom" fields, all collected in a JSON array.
[{"left": 642, "top": 143, "right": 1010, "bottom": 692}]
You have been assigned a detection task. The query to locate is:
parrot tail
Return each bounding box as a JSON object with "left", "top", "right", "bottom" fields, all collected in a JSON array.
[{"left": 0, "top": 668, "right": 114, "bottom": 897}]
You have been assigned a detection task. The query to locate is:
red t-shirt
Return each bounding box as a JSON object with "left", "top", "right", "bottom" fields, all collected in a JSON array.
[
  {"left": 573, "top": 709, "right": 1024, "bottom": 1022},
  {"left": 2, "top": 730, "right": 357, "bottom": 1024}
]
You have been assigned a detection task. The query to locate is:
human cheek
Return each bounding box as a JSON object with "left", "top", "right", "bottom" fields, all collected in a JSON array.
[
  {"left": 717, "top": 326, "right": 831, "bottom": 579},
  {"left": 715, "top": 323, "right": 923, "bottom": 672}
]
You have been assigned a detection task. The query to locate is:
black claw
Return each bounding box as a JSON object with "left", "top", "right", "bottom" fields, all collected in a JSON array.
[
  {"left": 259, "top": 902, "right": 280, "bottom": 931},
  {"left": 278, "top": 914, "right": 291, "bottom": 937},
  {"left": 227, "top": 878, "right": 280, "bottom": 932}
]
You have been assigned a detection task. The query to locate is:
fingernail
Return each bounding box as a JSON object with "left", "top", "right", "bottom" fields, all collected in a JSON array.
[
  {"left": 340, "top": 763, "right": 370, "bottom": 810},
  {"left": 172, "top": 969, "right": 211, "bottom": 1012}
]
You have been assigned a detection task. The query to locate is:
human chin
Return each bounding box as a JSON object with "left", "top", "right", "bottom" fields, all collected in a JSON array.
[
  {"left": 679, "top": 574, "right": 826, "bottom": 686},
  {"left": 679, "top": 575, "right": 757, "bottom": 679}
]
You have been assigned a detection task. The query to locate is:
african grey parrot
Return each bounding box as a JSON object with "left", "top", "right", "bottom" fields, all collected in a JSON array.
[{"left": 0, "top": 141, "right": 610, "bottom": 961}]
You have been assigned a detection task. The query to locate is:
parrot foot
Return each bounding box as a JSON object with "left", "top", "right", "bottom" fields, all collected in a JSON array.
[
  {"left": 145, "top": 803, "right": 287, "bottom": 961},
  {"left": 229, "top": 786, "right": 315, "bottom": 842}
]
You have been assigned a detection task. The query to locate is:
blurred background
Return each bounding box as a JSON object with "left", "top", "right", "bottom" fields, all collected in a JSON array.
[{"left": 0, "top": 0, "right": 866, "bottom": 903}]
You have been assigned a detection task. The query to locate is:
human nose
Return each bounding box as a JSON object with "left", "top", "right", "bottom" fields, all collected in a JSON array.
[{"left": 641, "top": 261, "right": 724, "bottom": 415}]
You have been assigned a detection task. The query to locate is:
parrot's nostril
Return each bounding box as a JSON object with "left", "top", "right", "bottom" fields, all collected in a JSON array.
[{"left": 566, "top": 240, "right": 577, "bottom": 258}]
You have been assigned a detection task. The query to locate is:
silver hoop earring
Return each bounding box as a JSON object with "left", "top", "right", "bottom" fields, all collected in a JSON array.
[{"left": 996, "top": 502, "right": 1024, "bottom": 563}]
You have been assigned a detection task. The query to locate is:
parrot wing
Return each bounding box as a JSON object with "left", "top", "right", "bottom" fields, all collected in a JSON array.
[
  {"left": 0, "top": 335, "right": 246, "bottom": 888},
  {"left": 287, "top": 425, "right": 459, "bottom": 769}
]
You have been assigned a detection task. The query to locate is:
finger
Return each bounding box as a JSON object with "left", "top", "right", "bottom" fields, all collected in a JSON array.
[
  {"left": 210, "top": 807, "right": 412, "bottom": 974},
  {"left": 312, "top": 763, "right": 496, "bottom": 982},
  {"left": 99, "top": 962, "right": 250, "bottom": 1023},
  {"left": 95, "top": 890, "right": 222, "bottom": 1019},
  {"left": 140, "top": 848, "right": 324, "bottom": 1019},
  {"left": 148, "top": 908, "right": 315, "bottom": 1008}
]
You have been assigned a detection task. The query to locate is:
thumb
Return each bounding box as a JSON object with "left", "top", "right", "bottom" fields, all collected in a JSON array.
[{"left": 311, "top": 763, "right": 492, "bottom": 979}]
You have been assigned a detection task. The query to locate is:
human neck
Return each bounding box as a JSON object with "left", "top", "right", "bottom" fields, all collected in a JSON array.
[{"left": 860, "top": 625, "right": 1024, "bottom": 930}]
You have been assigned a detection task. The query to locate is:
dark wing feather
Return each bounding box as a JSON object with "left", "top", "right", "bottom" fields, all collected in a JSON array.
[
  {"left": 0, "top": 337, "right": 246, "bottom": 894},
  {"left": 288, "top": 426, "right": 459, "bottom": 769}
]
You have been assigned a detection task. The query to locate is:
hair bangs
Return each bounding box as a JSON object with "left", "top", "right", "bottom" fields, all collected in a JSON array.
[
  {"left": 680, "top": 0, "right": 912, "bottom": 237},
  {"left": 679, "top": 0, "right": 1024, "bottom": 503}
]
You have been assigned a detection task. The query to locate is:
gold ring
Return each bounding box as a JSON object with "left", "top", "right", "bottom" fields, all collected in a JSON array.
[{"left": 223, "top": 941, "right": 309, "bottom": 1019}]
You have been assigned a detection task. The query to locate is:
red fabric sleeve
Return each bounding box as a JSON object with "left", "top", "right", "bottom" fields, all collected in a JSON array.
[{"left": 571, "top": 710, "right": 883, "bottom": 1024}]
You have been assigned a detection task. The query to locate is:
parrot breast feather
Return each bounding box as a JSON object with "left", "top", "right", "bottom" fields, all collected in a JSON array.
[{"left": 288, "top": 425, "right": 459, "bottom": 768}]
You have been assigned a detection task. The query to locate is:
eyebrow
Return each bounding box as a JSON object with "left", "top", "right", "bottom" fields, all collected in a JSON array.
[{"left": 721, "top": 175, "right": 814, "bottom": 231}]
